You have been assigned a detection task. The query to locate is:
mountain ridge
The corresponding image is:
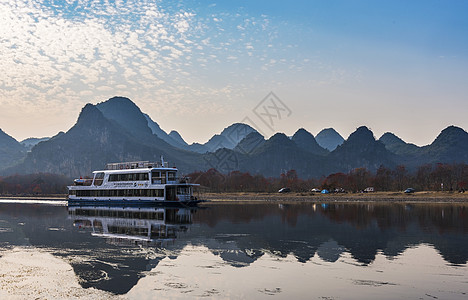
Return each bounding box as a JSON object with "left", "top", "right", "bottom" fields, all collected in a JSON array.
[{"left": 1, "top": 97, "right": 468, "bottom": 178}]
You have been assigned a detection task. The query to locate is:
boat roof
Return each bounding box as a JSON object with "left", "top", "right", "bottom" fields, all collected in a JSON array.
[
  {"left": 92, "top": 161, "right": 178, "bottom": 173},
  {"left": 93, "top": 167, "right": 178, "bottom": 174}
]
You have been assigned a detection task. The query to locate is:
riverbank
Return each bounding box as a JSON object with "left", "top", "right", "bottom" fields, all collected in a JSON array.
[
  {"left": 1, "top": 191, "right": 467, "bottom": 203},
  {"left": 202, "top": 191, "right": 468, "bottom": 203}
]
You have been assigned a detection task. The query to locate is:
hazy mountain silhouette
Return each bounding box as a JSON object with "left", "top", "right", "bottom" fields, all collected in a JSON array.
[
  {"left": 7, "top": 102, "right": 203, "bottom": 177},
  {"left": 144, "top": 113, "right": 191, "bottom": 150},
  {"left": 240, "top": 133, "right": 328, "bottom": 178},
  {"left": 380, "top": 126, "right": 468, "bottom": 168},
  {"left": 188, "top": 142, "right": 209, "bottom": 153},
  {"left": 96, "top": 96, "right": 154, "bottom": 140},
  {"left": 169, "top": 130, "right": 188, "bottom": 146},
  {"left": 234, "top": 132, "right": 265, "bottom": 154},
  {"left": 20, "top": 137, "right": 50, "bottom": 150},
  {"left": 0, "top": 129, "right": 26, "bottom": 169},
  {"left": 292, "top": 128, "right": 329, "bottom": 156},
  {"left": 330, "top": 126, "right": 396, "bottom": 172},
  {"left": 315, "top": 128, "right": 344, "bottom": 151},
  {"left": 2, "top": 96, "right": 468, "bottom": 179},
  {"left": 379, "top": 132, "right": 420, "bottom": 156},
  {"left": 420, "top": 125, "right": 468, "bottom": 164},
  {"left": 203, "top": 123, "right": 258, "bottom": 152}
]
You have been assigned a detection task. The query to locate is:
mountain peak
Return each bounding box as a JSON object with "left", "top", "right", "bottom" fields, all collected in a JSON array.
[
  {"left": 204, "top": 123, "right": 259, "bottom": 152},
  {"left": 76, "top": 103, "right": 103, "bottom": 125},
  {"left": 234, "top": 132, "right": 265, "bottom": 154},
  {"left": 102, "top": 96, "right": 135, "bottom": 106},
  {"left": 169, "top": 130, "right": 188, "bottom": 146},
  {"left": 347, "top": 126, "right": 375, "bottom": 144},
  {"left": 0, "top": 128, "right": 27, "bottom": 170},
  {"left": 431, "top": 125, "right": 468, "bottom": 147},
  {"left": 439, "top": 125, "right": 466, "bottom": 137},
  {"left": 379, "top": 132, "right": 405, "bottom": 145},
  {"left": 219, "top": 123, "right": 257, "bottom": 142},
  {"left": 268, "top": 132, "right": 294, "bottom": 145},
  {"left": 292, "top": 128, "right": 328, "bottom": 155},
  {"left": 96, "top": 96, "right": 153, "bottom": 139},
  {"left": 316, "top": 128, "right": 344, "bottom": 151},
  {"left": 293, "top": 128, "right": 311, "bottom": 137}
]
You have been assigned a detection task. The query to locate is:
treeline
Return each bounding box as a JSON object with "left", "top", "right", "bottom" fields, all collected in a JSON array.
[
  {"left": 1, "top": 163, "right": 467, "bottom": 195},
  {"left": 0, "top": 173, "right": 70, "bottom": 195},
  {"left": 188, "top": 163, "right": 468, "bottom": 193}
]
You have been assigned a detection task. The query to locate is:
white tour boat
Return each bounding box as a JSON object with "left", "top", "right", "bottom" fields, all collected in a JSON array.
[{"left": 68, "top": 159, "right": 201, "bottom": 205}]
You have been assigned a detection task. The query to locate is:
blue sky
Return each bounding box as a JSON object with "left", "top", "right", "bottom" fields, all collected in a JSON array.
[{"left": 1, "top": 0, "right": 467, "bottom": 145}]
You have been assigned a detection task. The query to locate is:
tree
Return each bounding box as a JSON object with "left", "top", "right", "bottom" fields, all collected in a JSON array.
[
  {"left": 374, "top": 165, "right": 392, "bottom": 191},
  {"left": 415, "top": 164, "right": 432, "bottom": 190},
  {"left": 393, "top": 165, "right": 408, "bottom": 191},
  {"left": 348, "top": 168, "right": 371, "bottom": 192}
]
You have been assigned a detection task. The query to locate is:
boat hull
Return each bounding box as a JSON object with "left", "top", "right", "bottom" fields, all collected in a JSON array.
[{"left": 67, "top": 198, "right": 204, "bottom": 207}]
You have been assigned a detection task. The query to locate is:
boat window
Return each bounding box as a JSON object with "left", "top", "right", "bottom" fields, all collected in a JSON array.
[
  {"left": 153, "top": 189, "right": 164, "bottom": 197},
  {"left": 177, "top": 186, "right": 191, "bottom": 195},
  {"left": 93, "top": 173, "right": 104, "bottom": 186},
  {"left": 152, "top": 171, "right": 166, "bottom": 184},
  {"left": 138, "top": 173, "right": 149, "bottom": 181},
  {"left": 75, "top": 188, "right": 165, "bottom": 198},
  {"left": 108, "top": 173, "right": 150, "bottom": 181},
  {"left": 168, "top": 171, "right": 176, "bottom": 181}
]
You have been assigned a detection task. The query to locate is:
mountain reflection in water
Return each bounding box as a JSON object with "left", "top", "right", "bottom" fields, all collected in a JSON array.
[{"left": 0, "top": 201, "right": 466, "bottom": 296}]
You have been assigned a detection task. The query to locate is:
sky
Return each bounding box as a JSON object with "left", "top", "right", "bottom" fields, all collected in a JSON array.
[{"left": 1, "top": 0, "right": 467, "bottom": 146}]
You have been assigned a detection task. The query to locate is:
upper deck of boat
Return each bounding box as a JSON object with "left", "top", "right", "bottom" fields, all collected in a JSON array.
[{"left": 94, "top": 161, "right": 178, "bottom": 174}]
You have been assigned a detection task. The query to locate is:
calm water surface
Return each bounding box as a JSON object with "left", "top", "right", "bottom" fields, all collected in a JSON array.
[{"left": 0, "top": 201, "right": 467, "bottom": 299}]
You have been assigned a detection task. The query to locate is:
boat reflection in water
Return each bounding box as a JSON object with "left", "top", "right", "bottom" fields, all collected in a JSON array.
[{"left": 68, "top": 205, "right": 194, "bottom": 246}]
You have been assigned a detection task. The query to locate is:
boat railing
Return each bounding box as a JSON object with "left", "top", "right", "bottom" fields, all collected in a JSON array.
[{"left": 106, "top": 161, "right": 170, "bottom": 170}]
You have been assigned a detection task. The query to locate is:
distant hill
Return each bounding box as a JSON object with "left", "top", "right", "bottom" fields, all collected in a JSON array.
[
  {"left": 204, "top": 123, "right": 258, "bottom": 152},
  {"left": 234, "top": 132, "right": 265, "bottom": 154},
  {"left": 330, "top": 126, "right": 396, "bottom": 172},
  {"left": 96, "top": 97, "right": 154, "bottom": 140},
  {"left": 291, "top": 128, "right": 329, "bottom": 156},
  {"left": 240, "top": 133, "right": 328, "bottom": 178},
  {"left": 0, "top": 129, "right": 26, "bottom": 169},
  {"left": 379, "top": 132, "right": 420, "bottom": 156},
  {"left": 20, "top": 137, "right": 50, "bottom": 150},
  {"left": 380, "top": 126, "right": 468, "bottom": 168},
  {"left": 188, "top": 143, "right": 209, "bottom": 153},
  {"left": 7, "top": 101, "right": 204, "bottom": 178},
  {"left": 144, "top": 113, "right": 190, "bottom": 150},
  {"left": 420, "top": 125, "right": 468, "bottom": 165},
  {"left": 3, "top": 96, "right": 468, "bottom": 180},
  {"left": 315, "top": 128, "right": 344, "bottom": 151},
  {"left": 169, "top": 130, "right": 188, "bottom": 146}
]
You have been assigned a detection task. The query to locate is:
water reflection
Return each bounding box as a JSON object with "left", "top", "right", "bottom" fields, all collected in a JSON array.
[
  {"left": 0, "top": 201, "right": 467, "bottom": 297},
  {"left": 69, "top": 206, "right": 192, "bottom": 246},
  {"left": 191, "top": 203, "right": 468, "bottom": 266}
]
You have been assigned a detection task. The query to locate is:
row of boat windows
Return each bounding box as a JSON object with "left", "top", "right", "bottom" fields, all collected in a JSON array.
[
  {"left": 105, "top": 226, "right": 176, "bottom": 238},
  {"left": 105, "top": 172, "right": 177, "bottom": 182},
  {"left": 108, "top": 173, "right": 149, "bottom": 182},
  {"left": 70, "top": 209, "right": 165, "bottom": 220},
  {"left": 71, "top": 189, "right": 165, "bottom": 197}
]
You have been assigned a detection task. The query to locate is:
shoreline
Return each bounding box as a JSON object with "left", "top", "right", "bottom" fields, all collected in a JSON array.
[
  {"left": 201, "top": 191, "right": 468, "bottom": 203},
  {"left": 0, "top": 191, "right": 467, "bottom": 203}
]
